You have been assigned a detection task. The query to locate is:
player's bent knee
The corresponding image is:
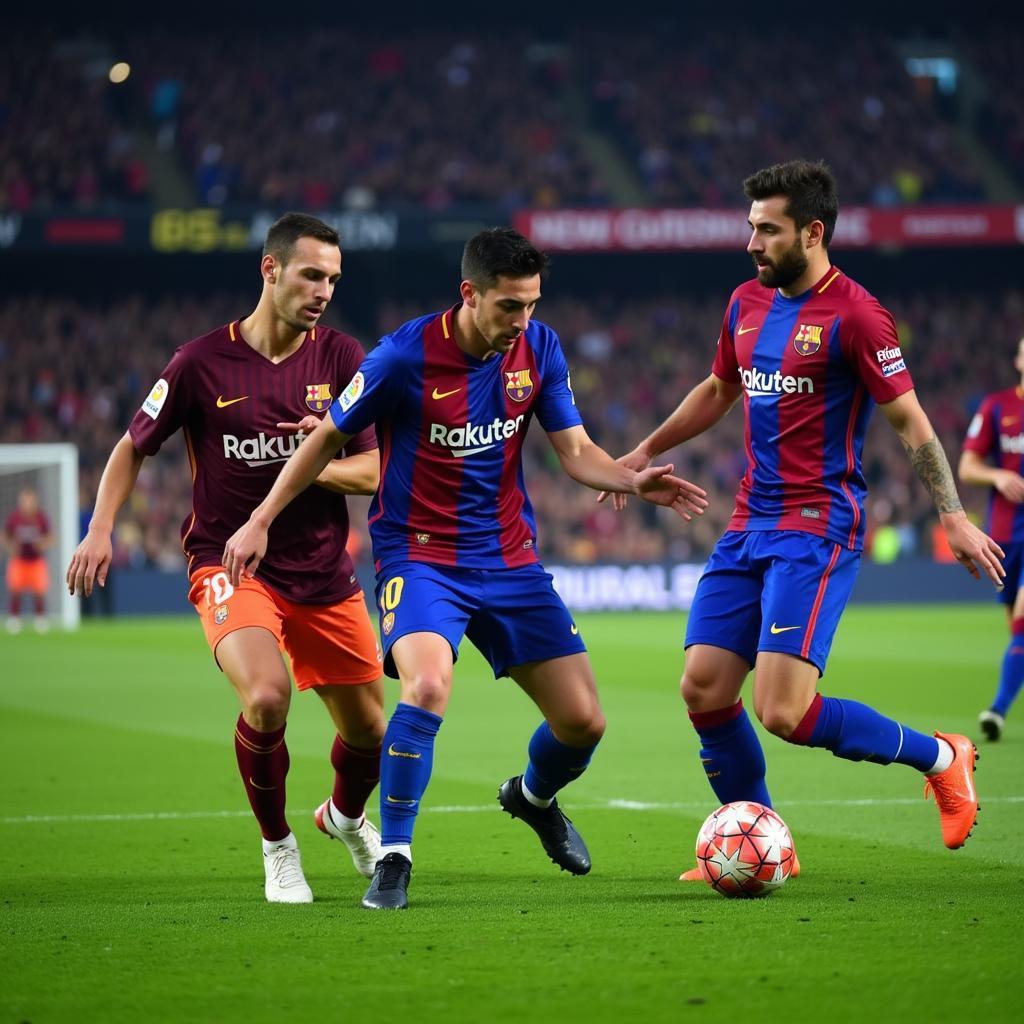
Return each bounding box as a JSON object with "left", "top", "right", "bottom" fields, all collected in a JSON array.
[
  {"left": 243, "top": 688, "right": 290, "bottom": 731},
  {"left": 404, "top": 675, "right": 450, "bottom": 714},
  {"left": 553, "top": 708, "right": 606, "bottom": 747},
  {"left": 757, "top": 704, "right": 802, "bottom": 740}
]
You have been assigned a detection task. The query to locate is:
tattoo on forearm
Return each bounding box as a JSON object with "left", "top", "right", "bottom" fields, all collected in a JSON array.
[{"left": 901, "top": 437, "right": 964, "bottom": 514}]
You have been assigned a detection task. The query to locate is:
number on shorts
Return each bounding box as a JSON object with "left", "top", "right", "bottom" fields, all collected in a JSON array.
[
  {"left": 204, "top": 571, "right": 235, "bottom": 606},
  {"left": 380, "top": 576, "right": 404, "bottom": 611}
]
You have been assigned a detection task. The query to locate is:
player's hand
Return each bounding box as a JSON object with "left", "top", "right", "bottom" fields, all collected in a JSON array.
[
  {"left": 633, "top": 464, "right": 709, "bottom": 521},
  {"left": 597, "top": 449, "right": 653, "bottom": 510},
  {"left": 222, "top": 519, "right": 269, "bottom": 587},
  {"left": 993, "top": 469, "right": 1024, "bottom": 504},
  {"left": 941, "top": 513, "right": 1006, "bottom": 589},
  {"left": 66, "top": 531, "right": 113, "bottom": 597},
  {"left": 276, "top": 415, "right": 322, "bottom": 434}
]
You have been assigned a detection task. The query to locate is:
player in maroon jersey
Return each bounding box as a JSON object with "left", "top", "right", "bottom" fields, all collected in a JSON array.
[
  {"left": 959, "top": 335, "right": 1024, "bottom": 740},
  {"left": 4, "top": 486, "right": 53, "bottom": 634},
  {"left": 606, "top": 160, "right": 1003, "bottom": 874},
  {"left": 66, "top": 213, "right": 387, "bottom": 903}
]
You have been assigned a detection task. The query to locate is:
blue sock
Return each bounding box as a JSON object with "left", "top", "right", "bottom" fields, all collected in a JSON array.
[
  {"left": 378, "top": 702, "right": 443, "bottom": 846},
  {"left": 789, "top": 693, "right": 938, "bottom": 772},
  {"left": 688, "top": 701, "right": 772, "bottom": 807},
  {"left": 992, "top": 627, "right": 1024, "bottom": 717},
  {"left": 523, "top": 721, "right": 598, "bottom": 801}
]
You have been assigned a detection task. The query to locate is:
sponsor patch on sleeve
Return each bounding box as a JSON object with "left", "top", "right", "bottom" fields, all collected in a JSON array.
[
  {"left": 966, "top": 412, "right": 983, "bottom": 439},
  {"left": 881, "top": 359, "right": 906, "bottom": 378},
  {"left": 339, "top": 371, "right": 365, "bottom": 412},
  {"left": 141, "top": 378, "right": 169, "bottom": 420}
]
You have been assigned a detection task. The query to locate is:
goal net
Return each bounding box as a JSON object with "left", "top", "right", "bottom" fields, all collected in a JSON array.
[{"left": 0, "top": 444, "right": 80, "bottom": 631}]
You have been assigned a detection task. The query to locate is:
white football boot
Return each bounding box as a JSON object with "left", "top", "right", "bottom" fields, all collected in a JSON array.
[
  {"left": 263, "top": 833, "right": 313, "bottom": 903},
  {"left": 315, "top": 799, "right": 382, "bottom": 878}
]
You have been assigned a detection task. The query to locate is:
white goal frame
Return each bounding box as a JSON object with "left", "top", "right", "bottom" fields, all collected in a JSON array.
[{"left": 0, "top": 444, "right": 80, "bottom": 630}]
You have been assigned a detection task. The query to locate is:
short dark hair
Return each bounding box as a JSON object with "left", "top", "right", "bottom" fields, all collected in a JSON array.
[
  {"left": 743, "top": 160, "right": 838, "bottom": 247},
  {"left": 263, "top": 212, "right": 340, "bottom": 266},
  {"left": 461, "top": 227, "right": 550, "bottom": 291}
]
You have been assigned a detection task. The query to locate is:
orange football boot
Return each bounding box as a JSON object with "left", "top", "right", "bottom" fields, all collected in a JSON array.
[
  {"left": 679, "top": 851, "right": 800, "bottom": 882},
  {"left": 924, "top": 731, "right": 979, "bottom": 849}
]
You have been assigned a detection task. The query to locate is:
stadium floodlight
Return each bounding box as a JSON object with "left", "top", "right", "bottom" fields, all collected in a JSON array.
[{"left": 0, "top": 444, "right": 80, "bottom": 631}]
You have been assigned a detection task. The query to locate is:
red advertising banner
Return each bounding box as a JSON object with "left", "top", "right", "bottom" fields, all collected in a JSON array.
[{"left": 513, "top": 205, "right": 1024, "bottom": 252}]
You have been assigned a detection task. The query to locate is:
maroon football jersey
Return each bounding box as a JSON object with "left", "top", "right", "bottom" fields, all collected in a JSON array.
[
  {"left": 129, "top": 321, "right": 376, "bottom": 604},
  {"left": 5, "top": 508, "right": 51, "bottom": 560}
]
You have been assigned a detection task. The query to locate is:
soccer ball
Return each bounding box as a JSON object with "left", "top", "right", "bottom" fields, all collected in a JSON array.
[{"left": 695, "top": 801, "right": 795, "bottom": 898}]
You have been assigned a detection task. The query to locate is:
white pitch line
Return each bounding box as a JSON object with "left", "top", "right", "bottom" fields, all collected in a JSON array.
[{"left": 2, "top": 794, "right": 1022, "bottom": 827}]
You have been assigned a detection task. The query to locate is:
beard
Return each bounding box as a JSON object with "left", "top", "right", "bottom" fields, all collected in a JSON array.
[{"left": 753, "top": 237, "right": 809, "bottom": 289}]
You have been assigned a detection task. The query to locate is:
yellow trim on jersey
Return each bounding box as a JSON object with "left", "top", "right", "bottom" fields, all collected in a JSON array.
[
  {"left": 228, "top": 320, "right": 237, "bottom": 342},
  {"left": 310, "top": 327, "right": 317, "bottom": 341},
  {"left": 441, "top": 310, "right": 450, "bottom": 339},
  {"left": 818, "top": 270, "right": 841, "bottom": 294}
]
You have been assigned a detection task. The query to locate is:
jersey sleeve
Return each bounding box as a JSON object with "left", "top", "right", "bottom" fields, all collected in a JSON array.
[
  {"left": 334, "top": 340, "right": 378, "bottom": 457},
  {"left": 128, "top": 347, "right": 193, "bottom": 455},
  {"left": 839, "top": 300, "right": 914, "bottom": 403},
  {"left": 711, "top": 298, "right": 740, "bottom": 382},
  {"left": 329, "top": 336, "right": 405, "bottom": 438},
  {"left": 534, "top": 333, "right": 584, "bottom": 433},
  {"left": 963, "top": 394, "right": 997, "bottom": 458}
]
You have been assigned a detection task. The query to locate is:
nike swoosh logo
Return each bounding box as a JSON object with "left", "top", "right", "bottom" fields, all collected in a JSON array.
[
  {"left": 217, "top": 395, "right": 250, "bottom": 408},
  {"left": 1003, "top": 417, "right": 1018, "bottom": 426},
  {"left": 769, "top": 623, "right": 802, "bottom": 634},
  {"left": 386, "top": 795, "right": 418, "bottom": 805},
  {"left": 570, "top": 624, "right": 579, "bottom": 635},
  {"left": 248, "top": 777, "right": 276, "bottom": 791},
  {"left": 432, "top": 387, "right": 461, "bottom": 400},
  {"left": 737, "top": 325, "right": 759, "bottom": 336},
  {"left": 387, "top": 743, "right": 421, "bottom": 759}
]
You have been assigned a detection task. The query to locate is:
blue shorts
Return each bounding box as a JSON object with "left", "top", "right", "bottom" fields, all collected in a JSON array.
[
  {"left": 685, "top": 530, "right": 860, "bottom": 675},
  {"left": 997, "top": 540, "right": 1024, "bottom": 607},
  {"left": 373, "top": 562, "right": 586, "bottom": 679}
]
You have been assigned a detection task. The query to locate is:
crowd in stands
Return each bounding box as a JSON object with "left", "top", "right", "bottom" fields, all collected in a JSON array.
[
  {"left": 2, "top": 286, "right": 1020, "bottom": 571},
  {"left": 2, "top": 23, "right": 1019, "bottom": 214},
  {"left": 0, "top": 32, "right": 150, "bottom": 212},
  {"left": 581, "top": 26, "right": 987, "bottom": 206}
]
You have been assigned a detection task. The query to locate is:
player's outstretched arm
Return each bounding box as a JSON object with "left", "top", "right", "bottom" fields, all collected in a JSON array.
[
  {"left": 223, "top": 415, "right": 353, "bottom": 585},
  {"left": 599, "top": 373, "right": 741, "bottom": 509},
  {"left": 882, "top": 391, "right": 1006, "bottom": 588},
  {"left": 276, "top": 415, "right": 379, "bottom": 495},
  {"left": 67, "top": 432, "right": 146, "bottom": 596},
  {"left": 958, "top": 449, "right": 1024, "bottom": 504},
  {"left": 547, "top": 425, "right": 708, "bottom": 521}
]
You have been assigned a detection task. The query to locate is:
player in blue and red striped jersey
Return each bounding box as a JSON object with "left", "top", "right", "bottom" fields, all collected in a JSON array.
[
  {"left": 224, "top": 227, "right": 708, "bottom": 909},
  {"left": 607, "top": 160, "right": 1004, "bottom": 876},
  {"left": 959, "top": 336, "right": 1024, "bottom": 741}
]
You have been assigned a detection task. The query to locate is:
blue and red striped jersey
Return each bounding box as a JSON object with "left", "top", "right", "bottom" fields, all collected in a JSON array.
[
  {"left": 962, "top": 386, "right": 1024, "bottom": 544},
  {"left": 329, "top": 305, "right": 582, "bottom": 572},
  {"left": 711, "top": 267, "right": 914, "bottom": 551}
]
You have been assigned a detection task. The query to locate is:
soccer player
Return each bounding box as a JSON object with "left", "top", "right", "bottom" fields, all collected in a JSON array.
[
  {"left": 959, "top": 335, "right": 1024, "bottom": 741},
  {"left": 604, "top": 161, "right": 1003, "bottom": 875},
  {"left": 4, "top": 486, "right": 53, "bottom": 633},
  {"left": 66, "top": 213, "right": 387, "bottom": 903},
  {"left": 223, "top": 227, "right": 708, "bottom": 909}
]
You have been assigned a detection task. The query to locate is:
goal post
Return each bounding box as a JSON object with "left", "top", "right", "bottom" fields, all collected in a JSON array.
[{"left": 0, "top": 444, "right": 80, "bottom": 631}]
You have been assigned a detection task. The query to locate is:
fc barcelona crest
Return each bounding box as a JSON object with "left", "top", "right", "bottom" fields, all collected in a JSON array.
[
  {"left": 505, "top": 368, "right": 534, "bottom": 402},
  {"left": 793, "top": 323, "right": 824, "bottom": 356},
  {"left": 305, "top": 383, "right": 333, "bottom": 412}
]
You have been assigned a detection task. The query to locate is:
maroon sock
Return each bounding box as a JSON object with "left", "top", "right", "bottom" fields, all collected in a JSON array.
[
  {"left": 234, "top": 715, "right": 290, "bottom": 841},
  {"left": 330, "top": 736, "right": 382, "bottom": 819},
  {"left": 10, "top": 594, "right": 20, "bottom": 615},
  {"left": 33, "top": 595, "right": 45, "bottom": 615}
]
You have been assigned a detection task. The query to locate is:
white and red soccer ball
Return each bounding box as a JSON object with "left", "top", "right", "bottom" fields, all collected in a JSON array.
[{"left": 695, "top": 801, "right": 796, "bottom": 898}]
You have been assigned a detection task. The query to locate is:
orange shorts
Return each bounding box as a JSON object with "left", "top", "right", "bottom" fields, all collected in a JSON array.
[
  {"left": 7, "top": 557, "right": 49, "bottom": 595},
  {"left": 188, "top": 566, "right": 383, "bottom": 690}
]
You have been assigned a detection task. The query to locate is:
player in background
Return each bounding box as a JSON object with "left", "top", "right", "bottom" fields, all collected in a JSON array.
[
  {"left": 959, "top": 335, "right": 1024, "bottom": 741},
  {"left": 223, "top": 227, "right": 709, "bottom": 909},
  {"left": 4, "top": 486, "right": 53, "bottom": 633},
  {"left": 603, "top": 161, "right": 1003, "bottom": 876},
  {"left": 66, "top": 213, "right": 387, "bottom": 903}
]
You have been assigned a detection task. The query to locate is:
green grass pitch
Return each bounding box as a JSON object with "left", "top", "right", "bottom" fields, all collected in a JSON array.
[{"left": 2, "top": 606, "right": 1021, "bottom": 1023}]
